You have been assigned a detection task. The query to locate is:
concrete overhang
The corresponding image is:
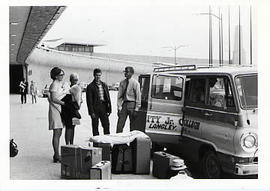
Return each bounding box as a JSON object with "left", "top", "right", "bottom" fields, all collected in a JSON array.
[{"left": 9, "top": 6, "right": 66, "bottom": 65}]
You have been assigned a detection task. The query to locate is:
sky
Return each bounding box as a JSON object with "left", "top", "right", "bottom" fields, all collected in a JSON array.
[{"left": 43, "top": 1, "right": 253, "bottom": 62}]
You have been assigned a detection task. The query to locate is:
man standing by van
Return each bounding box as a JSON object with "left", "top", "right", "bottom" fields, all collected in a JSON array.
[
  {"left": 86, "top": 68, "right": 112, "bottom": 136},
  {"left": 116, "top": 66, "right": 141, "bottom": 133}
]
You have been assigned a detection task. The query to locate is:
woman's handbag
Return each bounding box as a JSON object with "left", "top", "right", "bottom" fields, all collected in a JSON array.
[
  {"left": 72, "top": 117, "right": 81, "bottom": 125},
  {"left": 10, "top": 139, "right": 18, "bottom": 157}
]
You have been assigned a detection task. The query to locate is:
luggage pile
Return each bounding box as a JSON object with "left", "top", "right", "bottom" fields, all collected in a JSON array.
[
  {"left": 61, "top": 131, "right": 192, "bottom": 179},
  {"left": 61, "top": 131, "right": 152, "bottom": 179}
]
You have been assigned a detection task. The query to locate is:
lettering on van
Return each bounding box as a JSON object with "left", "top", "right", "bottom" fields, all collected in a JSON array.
[
  {"left": 179, "top": 118, "right": 200, "bottom": 130},
  {"left": 146, "top": 115, "right": 177, "bottom": 130}
]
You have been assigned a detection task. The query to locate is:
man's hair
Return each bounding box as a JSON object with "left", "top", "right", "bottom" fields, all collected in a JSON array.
[
  {"left": 70, "top": 73, "right": 79, "bottom": 81},
  {"left": 125, "top": 66, "right": 134, "bottom": 74},
  {"left": 93, "top": 68, "right": 102, "bottom": 76}
]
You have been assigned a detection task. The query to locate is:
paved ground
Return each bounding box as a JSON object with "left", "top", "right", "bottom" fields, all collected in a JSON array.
[{"left": 10, "top": 91, "right": 157, "bottom": 180}]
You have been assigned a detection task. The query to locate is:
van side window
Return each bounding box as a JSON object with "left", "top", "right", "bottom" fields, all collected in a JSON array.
[
  {"left": 186, "top": 78, "right": 206, "bottom": 105},
  {"left": 207, "top": 77, "right": 236, "bottom": 110},
  {"left": 208, "top": 77, "right": 226, "bottom": 108},
  {"left": 152, "top": 75, "right": 183, "bottom": 101}
]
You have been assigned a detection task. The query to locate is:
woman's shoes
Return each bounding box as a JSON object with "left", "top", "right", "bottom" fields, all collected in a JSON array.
[{"left": 53, "top": 155, "right": 61, "bottom": 163}]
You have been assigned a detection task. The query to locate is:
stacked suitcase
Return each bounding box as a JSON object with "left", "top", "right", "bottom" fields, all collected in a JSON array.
[{"left": 79, "top": 146, "right": 103, "bottom": 179}]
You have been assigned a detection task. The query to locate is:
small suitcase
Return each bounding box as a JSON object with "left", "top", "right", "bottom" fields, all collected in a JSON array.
[
  {"left": 79, "top": 146, "right": 102, "bottom": 179},
  {"left": 89, "top": 161, "right": 112, "bottom": 179},
  {"left": 111, "top": 144, "right": 134, "bottom": 174},
  {"left": 61, "top": 145, "right": 81, "bottom": 179},
  {"left": 93, "top": 142, "right": 111, "bottom": 161},
  {"left": 130, "top": 136, "right": 151, "bottom": 174},
  {"left": 152, "top": 151, "right": 180, "bottom": 179}
]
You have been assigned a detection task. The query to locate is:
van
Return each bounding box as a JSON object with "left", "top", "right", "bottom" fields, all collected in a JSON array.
[{"left": 134, "top": 65, "right": 258, "bottom": 178}]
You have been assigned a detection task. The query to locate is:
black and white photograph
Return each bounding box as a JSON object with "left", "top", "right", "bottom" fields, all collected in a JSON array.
[{"left": 1, "top": 0, "right": 270, "bottom": 190}]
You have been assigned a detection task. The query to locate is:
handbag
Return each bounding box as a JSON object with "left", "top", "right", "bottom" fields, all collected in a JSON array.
[
  {"left": 10, "top": 139, "right": 18, "bottom": 157},
  {"left": 72, "top": 117, "right": 81, "bottom": 125}
]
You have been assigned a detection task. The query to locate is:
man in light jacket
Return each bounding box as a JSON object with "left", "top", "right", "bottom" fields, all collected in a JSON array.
[{"left": 116, "top": 66, "right": 141, "bottom": 133}]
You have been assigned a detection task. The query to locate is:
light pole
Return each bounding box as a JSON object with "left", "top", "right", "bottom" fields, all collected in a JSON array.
[
  {"left": 198, "top": 6, "right": 223, "bottom": 67},
  {"left": 250, "top": 5, "right": 252, "bottom": 66},
  {"left": 162, "top": 45, "right": 187, "bottom": 65},
  {"left": 228, "top": 6, "right": 231, "bottom": 64}
]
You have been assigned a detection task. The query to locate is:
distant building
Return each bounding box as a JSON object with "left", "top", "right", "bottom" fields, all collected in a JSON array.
[{"left": 41, "top": 38, "right": 105, "bottom": 54}]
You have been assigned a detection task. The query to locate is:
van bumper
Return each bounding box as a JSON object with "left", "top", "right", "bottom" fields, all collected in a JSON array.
[{"left": 234, "top": 163, "right": 258, "bottom": 175}]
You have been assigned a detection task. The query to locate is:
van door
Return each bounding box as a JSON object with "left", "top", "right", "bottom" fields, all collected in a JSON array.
[
  {"left": 133, "top": 74, "right": 151, "bottom": 132},
  {"left": 183, "top": 76, "right": 237, "bottom": 153},
  {"left": 145, "top": 74, "right": 185, "bottom": 144}
]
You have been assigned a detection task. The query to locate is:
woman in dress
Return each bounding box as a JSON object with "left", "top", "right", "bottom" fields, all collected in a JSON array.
[
  {"left": 61, "top": 73, "right": 82, "bottom": 145},
  {"left": 48, "top": 67, "right": 68, "bottom": 163}
]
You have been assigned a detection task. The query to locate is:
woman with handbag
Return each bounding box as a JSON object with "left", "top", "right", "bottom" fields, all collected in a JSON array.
[
  {"left": 48, "top": 67, "right": 68, "bottom": 163},
  {"left": 61, "top": 73, "right": 82, "bottom": 145}
]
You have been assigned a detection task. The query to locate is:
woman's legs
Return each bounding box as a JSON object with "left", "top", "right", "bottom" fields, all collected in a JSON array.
[
  {"left": 65, "top": 125, "right": 75, "bottom": 145},
  {"left": 70, "top": 126, "right": 75, "bottom": 144},
  {"left": 52, "top": 128, "right": 62, "bottom": 159}
]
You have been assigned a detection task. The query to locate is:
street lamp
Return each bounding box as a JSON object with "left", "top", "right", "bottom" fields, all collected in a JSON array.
[
  {"left": 197, "top": 6, "right": 223, "bottom": 67},
  {"left": 162, "top": 45, "right": 187, "bottom": 65}
]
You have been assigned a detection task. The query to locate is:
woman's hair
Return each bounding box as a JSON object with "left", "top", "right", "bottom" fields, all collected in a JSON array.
[
  {"left": 50, "top": 67, "right": 64, "bottom": 80},
  {"left": 70, "top": 73, "right": 79, "bottom": 82}
]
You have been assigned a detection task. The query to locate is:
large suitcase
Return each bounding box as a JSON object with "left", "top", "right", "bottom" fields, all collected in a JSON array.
[
  {"left": 89, "top": 161, "right": 112, "bottom": 179},
  {"left": 79, "top": 146, "right": 102, "bottom": 179},
  {"left": 61, "top": 145, "right": 81, "bottom": 179},
  {"left": 93, "top": 142, "right": 111, "bottom": 161},
  {"left": 130, "top": 136, "right": 151, "bottom": 174},
  {"left": 111, "top": 144, "right": 133, "bottom": 174},
  {"left": 152, "top": 151, "right": 180, "bottom": 179}
]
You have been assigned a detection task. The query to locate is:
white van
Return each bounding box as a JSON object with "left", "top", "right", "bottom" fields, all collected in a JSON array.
[{"left": 135, "top": 65, "right": 258, "bottom": 178}]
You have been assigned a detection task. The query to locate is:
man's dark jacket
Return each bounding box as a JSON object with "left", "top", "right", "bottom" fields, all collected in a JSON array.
[{"left": 86, "top": 80, "right": 112, "bottom": 115}]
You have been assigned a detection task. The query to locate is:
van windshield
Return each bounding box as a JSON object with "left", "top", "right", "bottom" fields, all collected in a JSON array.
[{"left": 235, "top": 74, "right": 257, "bottom": 109}]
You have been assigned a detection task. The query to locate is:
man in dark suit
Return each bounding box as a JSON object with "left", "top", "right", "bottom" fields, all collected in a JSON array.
[{"left": 86, "top": 68, "right": 112, "bottom": 136}]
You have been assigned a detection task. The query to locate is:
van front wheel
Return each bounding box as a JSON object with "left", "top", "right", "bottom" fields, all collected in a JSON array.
[{"left": 202, "top": 151, "right": 221, "bottom": 178}]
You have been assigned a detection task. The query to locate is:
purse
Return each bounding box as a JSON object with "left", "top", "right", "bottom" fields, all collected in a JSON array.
[
  {"left": 10, "top": 139, "right": 18, "bottom": 157},
  {"left": 72, "top": 117, "right": 81, "bottom": 125}
]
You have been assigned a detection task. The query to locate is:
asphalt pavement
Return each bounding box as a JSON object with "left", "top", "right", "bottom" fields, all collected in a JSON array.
[{"left": 9, "top": 91, "right": 157, "bottom": 180}]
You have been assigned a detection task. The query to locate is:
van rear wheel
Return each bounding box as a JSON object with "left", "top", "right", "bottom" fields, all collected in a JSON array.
[{"left": 202, "top": 151, "right": 221, "bottom": 178}]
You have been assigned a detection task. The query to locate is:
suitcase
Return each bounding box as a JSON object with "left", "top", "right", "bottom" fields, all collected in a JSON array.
[
  {"left": 122, "top": 145, "right": 133, "bottom": 173},
  {"left": 61, "top": 145, "right": 81, "bottom": 179},
  {"left": 130, "top": 136, "right": 151, "bottom": 174},
  {"left": 89, "top": 161, "right": 112, "bottom": 179},
  {"left": 79, "top": 146, "right": 102, "bottom": 179},
  {"left": 111, "top": 144, "right": 134, "bottom": 174},
  {"left": 152, "top": 151, "right": 180, "bottom": 179},
  {"left": 93, "top": 142, "right": 111, "bottom": 161}
]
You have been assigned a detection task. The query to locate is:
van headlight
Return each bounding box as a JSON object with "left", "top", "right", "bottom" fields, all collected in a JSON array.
[{"left": 240, "top": 133, "right": 258, "bottom": 152}]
